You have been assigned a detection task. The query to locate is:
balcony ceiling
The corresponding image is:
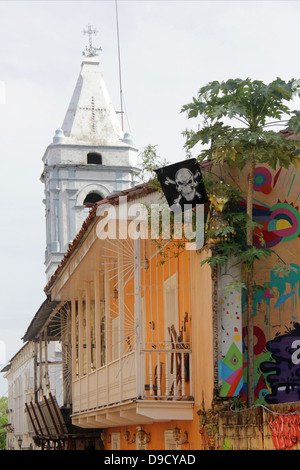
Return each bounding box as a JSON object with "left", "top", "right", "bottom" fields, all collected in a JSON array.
[{"left": 71, "top": 399, "right": 194, "bottom": 429}]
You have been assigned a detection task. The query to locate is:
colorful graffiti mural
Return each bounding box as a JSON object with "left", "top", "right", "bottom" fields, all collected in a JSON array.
[
  {"left": 260, "top": 322, "right": 300, "bottom": 404},
  {"left": 221, "top": 165, "right": 300, "bottom": 405},
  {"left": 252, "top": 200, "right": 300, "bottom": 249},
  {"left": 220, "top": 342, "right": 243, "bottom": 397},
  {"left": 220, "top": 269, "right": 243, "bottom": 398},
  {"left": 252, "top": 166, "right": 273, "bottom": 194},
  {"left": 252, "top": 263, "right": 300, "bottom": 321},
  {"left": 233, "top": 165, "right": 300, "bottom": 249},
  {"left": 253, "top": 165, "right": 300, "bottom": 248},
  {"left": 221, "top": 262, "right": 300, "bottom": 403},
  {"left": 251, "top": 264, "right": 300, "bottom": 404},
  {"left": 242, "top": 325, "right": 272, "bottom": 403},
  {"left": 269, "top": 411, "right": 300, "bottom": 450}
]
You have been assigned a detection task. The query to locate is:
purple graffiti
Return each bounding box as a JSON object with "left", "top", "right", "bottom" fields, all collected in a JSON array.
[{"left": 260, "top": 323, "right": 300, "bottom": 404}]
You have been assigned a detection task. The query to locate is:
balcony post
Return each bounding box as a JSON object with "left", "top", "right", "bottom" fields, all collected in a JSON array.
[
  {"left": 85, "top": 281, "right": 91, "bottom": 375},
  {"left": 71, "top": 299, "right": 77, "bottom": 381},
  {"left": 78, "top": 291, "right": 84, "bottom": 378},
  {"left": 94, "top": 270, "right": 101, "bottom": 370},
  {"left": 134, "top": 237, "right": 143, "bottom": 397}
]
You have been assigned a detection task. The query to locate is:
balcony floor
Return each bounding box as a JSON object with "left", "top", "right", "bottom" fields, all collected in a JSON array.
[{"left": 71, "top": 398, "right": 194, "bottom": 428}]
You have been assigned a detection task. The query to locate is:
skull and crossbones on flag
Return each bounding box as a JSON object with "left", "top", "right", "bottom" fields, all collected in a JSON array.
[{"left": 155, "top": 158, "right": 208, "bottom": 210}]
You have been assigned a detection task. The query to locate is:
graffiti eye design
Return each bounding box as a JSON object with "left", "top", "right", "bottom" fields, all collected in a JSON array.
[
  {"left": 253, "top": 167, "right": 272, "bottom": 194},
  {"left": 268, "top": 204, "right": 300, "bottom": 242}
]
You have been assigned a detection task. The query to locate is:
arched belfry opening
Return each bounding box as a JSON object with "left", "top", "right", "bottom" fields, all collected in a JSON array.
[
  {"left": 83, "top": 192, "right": 103, "bottom": 207},
  {"left": 87, "top": 152, "right": 102, "bottom": 164}
]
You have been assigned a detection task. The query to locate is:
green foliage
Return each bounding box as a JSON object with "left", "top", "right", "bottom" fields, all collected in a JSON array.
[
  {"left": 181, "top": 77, "right": 300, "bottom": 170},
  {"left": 237, "top": 246, "right": 272, "bottom": 271},
  {"left": 201, "top": 236, "right": 273, "bottom": 278},
  {"left": 272, "top": 263, "right": 300, "bottom": 277},
  {"left": 221, "top": 437, "right": 231, "bottom": 450},
  {"left": 200, "top": 179, "right": 274, "bottom": 294},
  {"left": 201, "top": 183, "right": 271, "bottom": 262},
  {"left": 137, "top": 144, "right": 169, "bottom": 187},
  {"left": 0, "top": 397, "right": 8, "bottom": 450},
  {"left": 182, "top": 77, "right": 300, "bottom": 329},
  {"left": 209, "top": 225, "right": 235, "bottom": 239},
  {"left": 222, "top": 280, "right": 247, "bottom": 294},
  {"left": 230, "top": 395, "right": 246, "bottom": 411}
]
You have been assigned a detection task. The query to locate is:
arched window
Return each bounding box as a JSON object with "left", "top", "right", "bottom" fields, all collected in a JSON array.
[
  {"left": 83, "top": 192, "right": 103, "bottom": 207},
  {"left": 87, "top": 152, "right": 102, "bottom": 164}
]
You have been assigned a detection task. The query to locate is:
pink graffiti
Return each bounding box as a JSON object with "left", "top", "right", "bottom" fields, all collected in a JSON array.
[
  {"left": 269, "top": 412, "right": 300, "bottom": 450},
  {"left": 252, "top": 166, "right": 272, "bottom": 194}
]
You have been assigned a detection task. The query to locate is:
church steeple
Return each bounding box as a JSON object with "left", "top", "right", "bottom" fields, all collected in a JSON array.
[
  {"left": 61, "top": 26, "right": 124, "bottom": 146},
  {"left": 41, "top": 25, "right": 139, "bottom": 281},
  {"left": 61, "top": 54, "right": 124, "bottom": 146}
]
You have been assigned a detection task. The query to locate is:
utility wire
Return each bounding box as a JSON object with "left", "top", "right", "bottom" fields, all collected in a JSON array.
[
  {"left": 115, "top": 0, "right": 124, "bottom": 132},
  {"left": 231, "top": 402, "right": 300, "bottom": 416}
]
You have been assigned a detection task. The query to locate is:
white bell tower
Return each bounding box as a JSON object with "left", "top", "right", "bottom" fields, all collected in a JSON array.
[{"left": 41, "top": 25, "right": 139, "bottom": 280}]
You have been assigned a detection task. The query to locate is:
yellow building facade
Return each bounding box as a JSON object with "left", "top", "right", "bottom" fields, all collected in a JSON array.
[
  {"left": 44, "top": 183, "right": 218, "bottom": 450},
  {"left": 43, "top": 159, "right": 300, "bottom": 450}
]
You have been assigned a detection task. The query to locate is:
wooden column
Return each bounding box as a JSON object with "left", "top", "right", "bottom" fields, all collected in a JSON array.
[
  {"left": 33, "top": 341, "right": 38, "bottom": 402},
  {"left": 39, "top": 334, "right": 43, "bottom": 399},
  {"left": 85, "top": 281, "right": 91, "bottom": 375},
  {"left": 78, "top": 291, "right": 83, "bottom": 378},
  {"left": 94, "top": 270, "right": 101, "bottom": 369},
  {"left": 44, "top": 327, "right": 49, "bottom": 393},
  {"left": 104, "top": 269, "right": 110, "bottom": 404},
  {"left": 71, "top": 298, "right": 77, "bottom": 382},
  {"left": 134, "top": 237, "right": 143, "bottom": 397}
]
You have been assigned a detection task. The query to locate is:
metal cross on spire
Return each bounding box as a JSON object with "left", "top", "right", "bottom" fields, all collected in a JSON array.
[{"left": 82, "top": 24, "right": 102, "bottom": 57}]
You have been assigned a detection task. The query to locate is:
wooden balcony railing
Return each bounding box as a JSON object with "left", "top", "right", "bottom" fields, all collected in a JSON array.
[
  {"left": 141, "top": 342, "right": 192, "bottom": 400},
  {"left": 72, "top": 341, "right": 193, "bottom": 415}
]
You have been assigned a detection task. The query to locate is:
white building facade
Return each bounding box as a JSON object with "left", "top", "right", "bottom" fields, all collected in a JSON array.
[
  {"left": 42, "top": 53, "right": 139, "bottom": 280},
  {"left": 3, "top": 341, "right": 61, "bottom": 450}
]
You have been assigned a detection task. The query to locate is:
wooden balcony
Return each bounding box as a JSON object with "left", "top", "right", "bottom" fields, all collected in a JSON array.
[{"left": 71, "top": 342, "right": 194, "bottom": 428}]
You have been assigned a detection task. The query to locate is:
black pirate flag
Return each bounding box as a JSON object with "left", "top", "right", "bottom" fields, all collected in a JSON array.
[{"left": 155, "top": 158, "right": 208, "bottom": 210}]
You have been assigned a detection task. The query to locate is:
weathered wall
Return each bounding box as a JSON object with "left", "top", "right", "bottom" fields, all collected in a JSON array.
[
  {"left": 218, "top": 403, "right": 300, "bottom": 450},
  {"left": 189, "top": 246, "right": 215, "bottom": 409}
]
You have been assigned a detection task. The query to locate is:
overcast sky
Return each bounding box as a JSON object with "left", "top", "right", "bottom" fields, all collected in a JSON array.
[{"left": 1, "top": 0, "right": 300, "bottom": 397}]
